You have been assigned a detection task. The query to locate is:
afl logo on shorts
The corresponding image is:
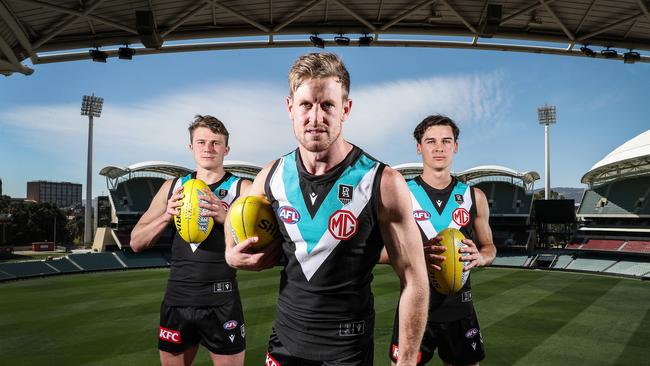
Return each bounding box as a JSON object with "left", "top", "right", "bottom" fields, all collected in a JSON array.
[
  {"left": 452, "top": 208, "right": 470, "bottom": 226},
  {"left": 277, "top": 206, "right": 301, "bottom": 224},
  {"left": 328, "top": 210, "right": 358, "bottom": 240},
  {"left": 413, "top": 210, "right": 431, "bottom": 221},
  {"left": 223, "top": 320, "right": 238, "bottom": 330}
]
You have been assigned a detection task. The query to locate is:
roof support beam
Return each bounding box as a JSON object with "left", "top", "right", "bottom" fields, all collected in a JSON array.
[
  {"left": 213, "top": 1, "right": 270, "bottom": 33},
  {"left": 575, "top": 0, "right": 597, "bottom": 35},
  {"left": 500, "top": 0, "right": 556, "bottom": 26},
  {"left": 380, "top": 0, "right": 435, "bottom": 31},
  {"left": 161, "top": 2, "right": 211, "bottom": 38},
  {"left": 578, "top": 12, "right": 644, "bottom": 42},
  {"left": 376, "top": 0, "right": 384, "bottom": 22},
  {"left": 272, "top": 0, "right": 324, "bottom": 33},
  {"left": 33, "top": 0, "right": 108, "bottom": 49},
  {"left": 437, "top": 0, "right": 478, "bottom": 34},
  {"left": 0, "top": 1, "right": 36, "bottom": 62},
  {"left": 330, "top": 0, "right": 376, "bottom": 32},
  {"left": 538, "top": 0, "right": 575, "bottom": 41},
  {"left": 637, "top": 0, "right": 649, "bottom": 14},
  {"left": 15, "top": 0, "right": 136, "bottom": 39},
  {"left": 0, "top": 32, "right": 33, "bottom": 74}
]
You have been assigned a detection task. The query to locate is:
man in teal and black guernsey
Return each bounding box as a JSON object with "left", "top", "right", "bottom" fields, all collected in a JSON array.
[
  {"left": 132, "top": 115, "right": 251, "bottom": 366},
  {"left": 225, "top": 52, "right": 430, "bottom": 366},
  {"left": 384, "top": 115, "right": 496, "bottom": 366}
]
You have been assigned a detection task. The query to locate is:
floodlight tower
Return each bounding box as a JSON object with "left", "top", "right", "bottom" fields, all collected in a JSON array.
[
  {"left": 81, "top": 94, "right": 104, "bottom": 245},
  {"left": 537, "top": 104, "right": 557, "bottom": 200}
]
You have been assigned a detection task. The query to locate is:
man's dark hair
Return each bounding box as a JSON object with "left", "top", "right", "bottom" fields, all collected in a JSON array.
[
  {"left": 413, "top": 114, "right": 460, "bottom": 143},
  {"left": 188, "top": 115, "right": 229, "bottom": 146}
]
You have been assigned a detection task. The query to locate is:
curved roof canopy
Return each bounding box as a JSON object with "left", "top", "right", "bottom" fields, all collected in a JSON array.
[
  {"left": 2, "top": 0, "right": 650, "bottom": 76},
  {"left": 456, "top": 164, "right": 540, "bottom": 184},
  {"left": 99, "top": 160, "right": 192, "bottom": 179},
  {"left": 581, "top": 129, "right": 650, "bottom": 185}
]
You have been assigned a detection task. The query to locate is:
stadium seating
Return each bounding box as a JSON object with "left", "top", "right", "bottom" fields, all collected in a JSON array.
[
  {"left": 582, "top": 239, "right": 625, "bottom": 251},
  {"left": 115, "top": 250, "right": 169, "bottom": 268},
  {"left": 565, "top": 257, "right": 617, "bottom": 272},
  {"left": 47, "top": 257, "right": 82, "bottom": 273},
  {"left": 621, "top": 240, "right": 650, "bottom": 253},
  {"left": 553, "top": 255, "right": 574, "bottom": 269},
  {"left": 67, "top": 252, "right": 124, "bottom": 271},
  {"left": 604, "top": 260, "right": 650, "bottom": 277},
  {"left": 579, "top": 176, "right": 650, "bottom": 215},
  {"left": 0, "top": 261, "right": 59, "bottom": 277},
  {"left": 492, "top": 254, "right": 530, "bottom": 267}
]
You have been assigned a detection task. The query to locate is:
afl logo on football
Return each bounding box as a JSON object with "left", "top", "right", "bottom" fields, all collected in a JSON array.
[
  {"left": 223, "top": 320, "right": 238, "bottom": 330},
  {"left": 413, "top": 210, "right": 431, "bottom": 221},
  {"left": 277, "top": 206, "right": 301, "bottom": 224},
  {"left": 328, "top": 210, "right": 358, "bottom": 240},
  {"left": 452, "top": 208, "right": 470, "bottom": 226}
]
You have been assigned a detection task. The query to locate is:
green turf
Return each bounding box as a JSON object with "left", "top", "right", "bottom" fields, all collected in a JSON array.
[{"left": 0, "top": 267, "right": 649, "bottom": 365}]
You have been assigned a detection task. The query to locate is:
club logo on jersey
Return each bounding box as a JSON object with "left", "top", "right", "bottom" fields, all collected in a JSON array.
[
  {"left": 452, "top": 207, "right": 470, "bottom": 226},
  {"left": 336, "top": 184, "right": 352, "bottom": 205},
  {"left": 159, "top": 327, "right": 181, "bottom": 344},
  {"left": 218, "top": 189, "right": 228, "bottom": 198},
  {"left": 455, "top": 194, "right": 464, "bottom": 204},
  {"left": 413, "top": 210, "right": 431, "bottom": 221},
  {"left": 466, "top": 328, "right": 479, "bottom": 338},
  {"left": 328, "top": 210, "right": 358, "bottom": 240},
  {"left": 266, "top": 353, "right": 280, "bottom": 366},
  {"left": 223, "top": 320, "right": 238, "bottom": 330},
  {"left": 277, "top": 206, "right": 301, "bottom": 224}
]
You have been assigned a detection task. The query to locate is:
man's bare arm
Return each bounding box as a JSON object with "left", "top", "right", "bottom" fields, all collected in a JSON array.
[
  {"left": 380, "top": 167, "right": 429, "bottom": 366},
  {"left": 130, "top": 180, "right": 180, "bottom": 253},
  {"left": 460, "top": 187, "right": 496, "bottom": 270}
]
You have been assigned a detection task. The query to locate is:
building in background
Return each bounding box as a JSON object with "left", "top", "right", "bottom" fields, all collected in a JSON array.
[{"left": 26, "top": 181, "right": 82, "bottom": 208}]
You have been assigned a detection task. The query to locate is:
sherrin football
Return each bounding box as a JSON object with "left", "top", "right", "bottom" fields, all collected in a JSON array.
[
  {"left": 229, "top": 195, "right": 280, "bottom": 250},
  {"left": 430, "top": 228, "right": 470, "bottom": 295},
  {"left": 174, "top": 179, "right": 214, "bottom": 244}
]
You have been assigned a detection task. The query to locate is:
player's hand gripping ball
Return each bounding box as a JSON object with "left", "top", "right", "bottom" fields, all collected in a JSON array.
[
  {"left": 430, "top": 228, "right": 470, "bottom": 295},
  {"left": 174, "top": 179, "right": 213, "bottom": 244},
  {"left": 229, "top": 195, "right": 280, "bottom": 250}
]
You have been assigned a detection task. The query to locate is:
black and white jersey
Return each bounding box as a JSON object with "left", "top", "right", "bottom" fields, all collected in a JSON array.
[
  {"left": 408, "top": 176, "right": 477, "bottom": 321},
  {"left": 265, "top": 146, "right": 386, "bottom": 361},
  {"left": 164, "top": 172, "right": 244, "bottom": 307}
]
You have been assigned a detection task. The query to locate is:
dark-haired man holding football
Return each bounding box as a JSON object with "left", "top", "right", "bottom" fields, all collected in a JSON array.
[
  {"left": 131, "top": 115, "right": 251, "bottom": 366},
  {"left": 383, "top": 115, "right": 496, "bottom": 366}
]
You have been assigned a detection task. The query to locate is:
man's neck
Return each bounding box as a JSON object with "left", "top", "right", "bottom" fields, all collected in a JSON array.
[
  {"left": 421, "top": 167, "right": 453, "bottom": 190},
  {"left": 195, "top": 167, "right": 227, "bottom": 185},
  {"left": 299, "top": 140, "right": 353, "bottom": 175}
]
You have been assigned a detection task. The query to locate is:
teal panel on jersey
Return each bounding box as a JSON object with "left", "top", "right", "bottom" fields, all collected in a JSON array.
[
  {"left": 282, "top": 151, "right": 377, "bottom": 254},
  {"left": 409, "top": 180, "right": 469, "bottom": 233}
]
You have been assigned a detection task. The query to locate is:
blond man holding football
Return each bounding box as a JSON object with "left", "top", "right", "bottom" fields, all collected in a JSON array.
[
  {"left": 224, "top": 52, "right": 429, "bottom": 366},
  {"left": 383, "top": 115, "right": 496, "bottom": 366},
  {"left": 131, "top": 115, "right": 251, "bottom": 366}
]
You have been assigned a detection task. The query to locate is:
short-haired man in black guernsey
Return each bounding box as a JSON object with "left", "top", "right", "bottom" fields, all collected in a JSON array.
[
  {"left": 384, "top": 115, "right": 496, "bottom": 366},
  {"left": 131, "top": 115, "right": 251, "bottom": 366}
]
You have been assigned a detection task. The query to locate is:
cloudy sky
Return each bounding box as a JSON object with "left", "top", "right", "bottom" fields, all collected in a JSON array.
[{"left": 1, "top": 46, "right": 648, "bottom": 198}]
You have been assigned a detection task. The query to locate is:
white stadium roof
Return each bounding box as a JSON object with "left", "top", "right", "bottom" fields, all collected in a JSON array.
[
  {"left": 99, "top": 160, "right": 192, "bottom": 179},
  {"left": 2, "top": 0, "right": 650, "bottom": 76},
  {"left": 456, "top": 165, "right": 540, "bottom": 184},
  {"left": 581, "top": 129, "right": 650, "bottom": 185}
]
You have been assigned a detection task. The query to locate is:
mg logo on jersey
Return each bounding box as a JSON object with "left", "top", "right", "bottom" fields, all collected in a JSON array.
[
  {"left": 159, "top": 327, "right": 181, "bottom": 344},
  {"left": 265, "top": 353, "right": 280, "bottom": 366},
  {"left": 277, "top": 206, "right": 301, "bottom": 224},
  {"left": 413, "top": 209, "right": 431, "bottom": 221},
  {"left": 328, "top": 210, "right": 358, "bottom": 240},
  {"left": 223, "top": 320, "right": 238, "bottom": 330},
  {"left": 452, "top": 207, "right": 470, "bottom": 226}
]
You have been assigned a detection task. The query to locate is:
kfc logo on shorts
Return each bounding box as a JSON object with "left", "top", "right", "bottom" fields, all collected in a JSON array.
[
  {"left": 413, "top": 210, "right": 431, "bottom": 221},
  {"left": 265, "top": 353, "right": 280, "bottom": 366},
  {"left": 159, "top": 327, "right": 181, "bottom": 344},
  {"left": 391, "top": 344, "right": 422, "bottom": 363},
  {"left": 223, "top": 320, "right": 238, "bottom": 330},
  {"left": 277, "top": 206, "right": 301, "bottom": 224},
  {"left": 452, "top": 208, "right": 470, "bottom": 226},
  {"left": 328, "top": 210, "right": 358, "bottom": 240}
]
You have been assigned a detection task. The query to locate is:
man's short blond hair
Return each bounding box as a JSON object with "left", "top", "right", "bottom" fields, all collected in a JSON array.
[
  {"left": 188, "top": 115, "right": 229, "bottom": 145},
  {"left": 288, "top": 52, "right": 350, "bottom": 100}
]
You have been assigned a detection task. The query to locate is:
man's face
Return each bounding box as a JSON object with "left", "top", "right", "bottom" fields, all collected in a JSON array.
[
  {"left": 189, "top": 126, "right": 229, "bottom": 170},
  {"left": 287, "top": 77, "right": 352, "bottom": 153},
  {"left": 417, "top": 125, "right": 458, "bottom": 170}
]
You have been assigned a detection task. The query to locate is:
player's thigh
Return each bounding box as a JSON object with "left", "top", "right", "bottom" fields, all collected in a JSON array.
[
  {"left": 209, "top": 350, "right": 245, "bottom": 366},
  {"left": 159, "top": 345, "right": 199, "bottom": 366}
]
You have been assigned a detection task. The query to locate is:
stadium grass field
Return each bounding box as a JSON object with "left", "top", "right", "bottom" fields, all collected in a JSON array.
[{"left": 1, "top": 266, "right": 649, "bottom": 365}]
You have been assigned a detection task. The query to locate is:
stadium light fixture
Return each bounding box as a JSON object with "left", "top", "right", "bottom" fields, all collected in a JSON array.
[
  {"left": 118, "top": 45, "right": 136, "bottom": 60},
  {"left": 601, "top": 47, "right": 618, "bottom": 59},
  {"left": 358, "top": 34, "right": 373, "bottom": 46},
  {"left": 310, "top": 35, "right": 325, "bottom": 49},
  {"left": 334, "top": 34, "right": 351, "bottom": 46},
  {"left": 623, "top": 50, "right": 640, "bottom": 64},
  {"left": 538, "top": 104, "right": 557, "bottom": 200},
  {"left": 89, "top": 48, "right": 107, "bottom": 63},
  {"left": 580, "top": 45, "right": 596, "bottom": 57},
  {"left": 81, "top": 94, "right": 104, "bottom": 245}
]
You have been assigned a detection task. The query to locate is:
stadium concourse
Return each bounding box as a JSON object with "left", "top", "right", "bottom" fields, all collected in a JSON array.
[{"left": 2, "top": 140, "right": 650, "bottom": 280}]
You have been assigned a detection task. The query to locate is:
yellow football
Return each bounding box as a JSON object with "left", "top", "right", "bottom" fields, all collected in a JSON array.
[
  {"left": 229, "top": 195, "right": 280, "bottom": 250},
  {"left": 430, "top": 228, "right": 470, "bottom": 295},
  {"left": 174, "top": 179, "right": 213, "bottom": 244}
]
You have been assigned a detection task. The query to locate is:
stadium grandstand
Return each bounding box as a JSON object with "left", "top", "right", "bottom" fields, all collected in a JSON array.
[{"left": 571, "top": 129, "right": 650, "bottom": 255}]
